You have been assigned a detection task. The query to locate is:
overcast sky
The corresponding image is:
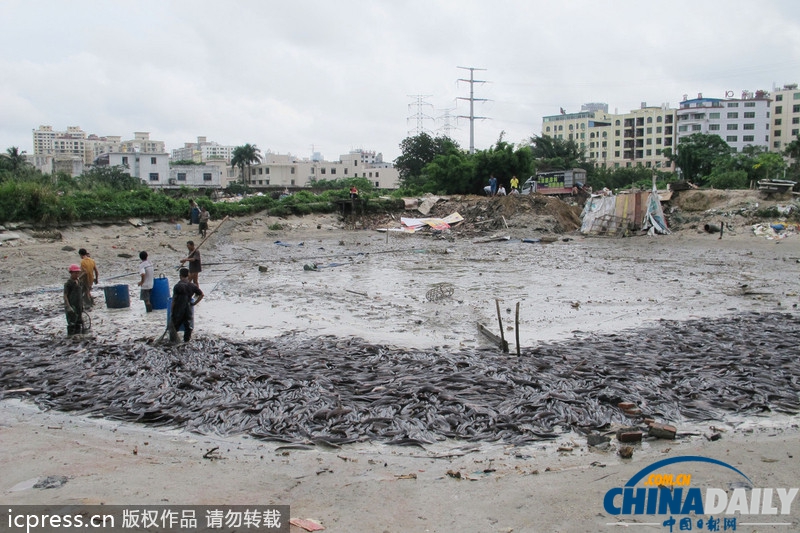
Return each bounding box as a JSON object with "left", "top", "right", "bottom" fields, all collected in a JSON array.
[{"left": 2, "top": 0, "right": 800, "bottom": 163}]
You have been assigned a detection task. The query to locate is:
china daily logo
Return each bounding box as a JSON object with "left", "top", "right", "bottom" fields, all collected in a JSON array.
[{"left": 604, "top": 456, "right": 798, "bottom": 531}]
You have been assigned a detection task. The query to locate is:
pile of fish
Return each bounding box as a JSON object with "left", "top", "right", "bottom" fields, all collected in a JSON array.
[{"left": 1, "top": 307, "right": 799, "bottom": 446}]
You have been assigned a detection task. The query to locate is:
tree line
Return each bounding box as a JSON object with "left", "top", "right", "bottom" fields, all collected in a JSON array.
[{"left": 393, "top": 132, "right": 800, "bottom": 195}]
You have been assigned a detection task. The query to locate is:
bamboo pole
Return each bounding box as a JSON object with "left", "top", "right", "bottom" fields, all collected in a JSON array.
[
  {"left": 515, "top": 301, "right": 521, "bottom": 356},
  {"left": 495, "top": 298, "right": 509, "bottom": 353}
]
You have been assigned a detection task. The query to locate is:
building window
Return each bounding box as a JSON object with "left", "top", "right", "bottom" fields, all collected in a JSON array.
[
  {"left": 794, "top": 92, "right": 800, "bottom": 99},
  {"left": 265, "top": 167, "right": 270, "bottom": 174},
  {"left": 709, "top": 124, "right": 720, "bottom": 131},
  {"left": 744, "top": 102, "right": 756, "bottom": 107},
  {"left": 775, "top": 118, "right": 783, "bottom": 125},
  {"left": 727, "top": 112, "right": 739, "bottom": 119},
  {"left": 344, "top": 168, "right": 348, "bottom": 174},
  {"left": 122, "top": 156, "right": 128, "bottom": 165},
  {"left": 203, "top": 173, "right": 212, "bottom": 181},
  {"left": 794, "top": 105, "right": 800, "bottom": 113},
  {"left": 374, "top": 181, "right": 380, "bottom": 188},
  {"left": 151, "top": 157, "right": 157, "bottom": 164},
  {"left": 709, "top": 112, "right": 720, "bottom": 119},
  {"left": 545, "top": 126, "right": 551, "bottom": 132},
  {"left": 177, "top": 173, "right": 186, "bottom": 181},
  {"left": 774, "top": 141, "right": 781, "bottom": 148},
  {"left": 692, "top": 125, "right": 702, "bottom": 131},
  {"left": 656, "top": 116, "right": 663, "bottom": 123},
  {"left": 330, "top": 168, "right": 336, "bottom": 175},
  {"left": 149, "top": 173, "right": 159, "bottom": 181},
  {"left": 744, "top": 112, "right": 755, "bottom": 118},
  {"left": 776, "top": 106, "right": 783, "bottom": 114},
  {"left": 743, "top": 135, "right": 754, "bottom": 142},
  {"left": 727, "top": 124, "right": 738, "bottom": 130},
  {"left": 793, "top": 117, "right": 800, "bottom": 124},
  {"left": 376, "top": 171, "right": 380, "bottom": 178},
  {"left": 727, "top": 102, "right": 739, "bottom": 107},
  {"left": 656, "top": 126, "right": 662, "bottom": 133},
  {"left": 793, "top": 129, "right": 800, "bottom": 136},
  {"left": 776, "top": 94, "right": 783, "bottom": 101},
  {"left": 647, "top": 127, "right": 652, "bottom": 134},
  {"left": 775, "top": 130, "right": 782, "bottom": 138},
  {"left": 743, "top": 123, "right": 755, "bottom": 130},
  {"left": 678, "top": 125, "right": 688, "bottom": 132},
  {"left": 726, "top": 136, "right": 738, "bottom": 142},
  {"left": 320, "top": 168, "right": 326, "bottom": 175}
]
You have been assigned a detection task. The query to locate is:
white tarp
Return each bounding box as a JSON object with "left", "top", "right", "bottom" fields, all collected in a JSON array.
[
  {"left": 580, "top": 195, "right": 617, "bottom": 234},
  {"left": 641, "top": 190, "right": 670, "bottom": 235}
]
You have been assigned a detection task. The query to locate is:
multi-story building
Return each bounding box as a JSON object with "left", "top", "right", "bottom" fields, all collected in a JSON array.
[
  {"left": 33, "top": 126, "right": 165, "bottom": 167},
  {"left": 769, "top": 83, "right": 800, "bottom": 152},
  {"left": 541, "top": 103, "right": 676, "bottom": 170},
  {"left": 676, "top": 91, "right": 771, "bottom": 153},
  {"left": 245, "top": 150, "right": 400, "bottom": 189},
  {"left": 94, "top": 152, "right": 170, "bottom": 185},
  {"left": 168, "top": 164, "right": 223, "bottom": 189},
  {"left": 171, "top": 136, "right": 236, "bottom": 163}
]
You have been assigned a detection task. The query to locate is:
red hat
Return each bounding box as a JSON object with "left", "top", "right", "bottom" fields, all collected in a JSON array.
[{"left": 69, "top": 264, "right": 81, "bottom": 272}]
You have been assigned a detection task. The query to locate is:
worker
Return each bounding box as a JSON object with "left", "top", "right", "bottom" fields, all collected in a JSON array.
[
  {"left": 169, "top": 267, "right": 204, "bottom": 343},
  {"left": 78, "top": 248, "right": 98, "bottom": 308},
  {"left": 510, "top": 175, "right": 519, "bottom": 192},
  {"left": 350, "top": 186, "right": 359, "bottom": 199},
  {"left": 180, "top": 240, "right": 201, "bottom": 287},
  {"left": 64, "top": 264, "right": 84, "bottom": 336}
]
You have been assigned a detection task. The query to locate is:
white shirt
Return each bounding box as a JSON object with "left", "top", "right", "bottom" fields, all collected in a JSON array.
[{"left": 139, "top": 260, "right": 155, "bottom": 290}]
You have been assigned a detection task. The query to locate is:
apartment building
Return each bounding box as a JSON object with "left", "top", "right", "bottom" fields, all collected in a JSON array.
[
  {"left": 171, "top": 136, "right": 236, "bottom": 163},
  {"left": 769, "top": 83, "right": 800, "bottom": 152},
  {"left": 676, "top": 91, "right": 771, "bottom": 152},
  {"left": 32, "top": 126, "right": 165, "bottom": 166},
  {"left": 245, "top": 150, "right": 400, "bottom": 189},
  {"left": 94, "top": 152, "right": 170, "bottom": 185},
  {"left": 541, "top": 103, "right": 676, "bottom": 170}
]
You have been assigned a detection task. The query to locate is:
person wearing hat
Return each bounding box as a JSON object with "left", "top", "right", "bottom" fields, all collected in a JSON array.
[
  {"left": 64, "top": 264, "right": 85, "bottom": 335},
  {"left": 78, "top": 248, "right": 99, "bottom": 307}
]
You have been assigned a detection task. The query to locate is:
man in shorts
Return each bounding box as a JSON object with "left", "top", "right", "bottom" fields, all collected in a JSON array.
[{"left": 180, "top": 240, "right": 201, "bottom": 287}]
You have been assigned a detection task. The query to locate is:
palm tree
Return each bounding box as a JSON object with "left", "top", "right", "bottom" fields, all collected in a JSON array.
[
  {"left": 231, "top": 144, "right": 263, "bottom": 185},
  {"left": 2, "top": 146, "right": 29, "bottom": 172}
]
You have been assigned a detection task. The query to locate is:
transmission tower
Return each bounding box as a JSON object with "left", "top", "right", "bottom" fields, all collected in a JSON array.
[
  {"left": 437, "top": 107, "right": 457, "bottom": 139},
  {"left": 407, "top": 94, "right": 434, "bottom": 136},
  {"left": 456, "top": 66, "right": 488, "bottom": 154}
]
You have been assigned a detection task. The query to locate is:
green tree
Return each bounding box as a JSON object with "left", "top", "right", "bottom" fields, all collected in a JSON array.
[
  {"left": 421, "top": 151, "right": 476, "bottom": 194},
  {"left": 78, "top": 166, "right": 144, "bottom": 191},
  {"left": 472, "top": 136, "right": 534, "bottom": 192},
  {"left": 394, "top": 133, "right": 461, "bottom": 187},
  {"left": 0, "top": 146, "right": 30, "bottom": 172},
  {"left": 664, "top": 133, "right": 732, "bottom": 185},
  {"left": 527, "top": 135, "right": 586, "bottom": 171},
  {"left": 231, "top": 143, "right": 263, "bottom": 186}
]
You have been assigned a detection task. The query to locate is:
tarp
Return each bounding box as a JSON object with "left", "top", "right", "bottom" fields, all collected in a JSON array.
[
  {"left": 580, "top": 195, "right": 617, "bottom": 234},
  {"left": 641, "top": 190, "right": 670, "bottom": 235},
  {"left": 580, "top": 190, "right": 669, "bottom": 235},
  {"left": 400, "top": 212, "right": 464, "bottom": 233}
]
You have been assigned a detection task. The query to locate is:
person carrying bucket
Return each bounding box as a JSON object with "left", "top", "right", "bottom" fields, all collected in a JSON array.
[{"left": 137, "top": 251, "right": 155, "bottom": 312}]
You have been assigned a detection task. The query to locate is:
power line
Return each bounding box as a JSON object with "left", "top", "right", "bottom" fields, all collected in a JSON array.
[{"left": 457, "top": 66, "right": 488, "bottom": 154}]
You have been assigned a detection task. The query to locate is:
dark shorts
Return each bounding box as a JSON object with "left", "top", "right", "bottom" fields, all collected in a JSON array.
[{"left": 140, "top": 288, "right": 152, "bottom": 302}]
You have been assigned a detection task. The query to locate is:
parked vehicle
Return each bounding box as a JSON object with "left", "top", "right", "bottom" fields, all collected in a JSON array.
[{"left": 521, "top": 168, "right": 588, "bottom": 196}]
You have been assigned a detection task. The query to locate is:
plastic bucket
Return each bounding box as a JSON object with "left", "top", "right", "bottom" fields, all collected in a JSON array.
[
  {"left": 103, "top": 284, "right": 130, "bottom": 309},
  {"left": 151, "top": 276, "right": 170, "bottom": 310}
]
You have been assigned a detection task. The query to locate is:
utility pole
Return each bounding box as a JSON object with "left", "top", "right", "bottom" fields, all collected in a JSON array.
[
  {"left": 457, "top": 66, "right": 487, "bottom": 154},
  {"left": 407, "top": 94, "right": 434, "bottom": 136}
]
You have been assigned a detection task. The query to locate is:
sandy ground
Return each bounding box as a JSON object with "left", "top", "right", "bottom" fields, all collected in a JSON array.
[{"left": 1, "top": 194, "right": 800, "bottom": 532}]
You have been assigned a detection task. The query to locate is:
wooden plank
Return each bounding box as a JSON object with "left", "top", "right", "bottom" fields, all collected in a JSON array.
[{"left": 478, "top": 322, "right": 509, "bottom": 352}]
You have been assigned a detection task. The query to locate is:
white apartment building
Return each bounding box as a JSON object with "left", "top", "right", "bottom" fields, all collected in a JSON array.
[
  {"left": 168, "top": 165, "right": 223, "bottom": 189},
  {"left": 245, "top": 150, "right": 400, "bottom": 189},
  {"left": 171, "top": 136, "right": 236, "bottom": 163},
  {"left": 676, "top": 91, "right": 771, "bottom": 152},
  {"left": 770, "top": 83, "right": 800, "bottom": 152},
  {"left": 94, "top": 152, "right": 170, "bottom": 185},
  {"left": 542, "top": 103, "right": 676, "bottom": 170}
]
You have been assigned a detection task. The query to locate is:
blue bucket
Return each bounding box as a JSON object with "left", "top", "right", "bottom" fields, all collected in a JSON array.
[
  {"left": 103, "top": 284, "right": 130, "bottom": 309},
  {"left": 151, "top": 276, "right": 170, "bottom": 310}
]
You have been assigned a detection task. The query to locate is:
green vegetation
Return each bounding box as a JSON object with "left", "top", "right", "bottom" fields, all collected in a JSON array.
[{"left": 0, "top": 152, "right": 392, "bottom": 225}]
